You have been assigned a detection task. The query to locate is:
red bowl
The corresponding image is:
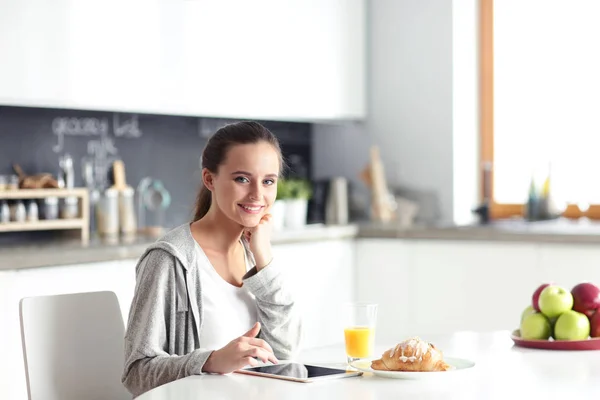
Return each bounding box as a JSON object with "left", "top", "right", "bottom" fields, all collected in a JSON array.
[{"left": 511, "top": 330, "right": 600, "bottom": 350}]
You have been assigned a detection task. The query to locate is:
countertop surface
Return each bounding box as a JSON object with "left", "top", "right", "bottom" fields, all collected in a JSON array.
[
  {"left": 4, "top": 218, "right": 600, "bottom": 270},
  {"left": 0, "top": 224, "right": 359, "bottom": 270},
  {"left": 360, "top": 218, "right": 600, "bottom": 244},
  {"left": 136, "top": 331, "right": 600, "bottom": 400}
]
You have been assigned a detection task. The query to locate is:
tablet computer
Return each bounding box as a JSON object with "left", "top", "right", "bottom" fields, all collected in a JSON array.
[{"left": 235, "top": 362, "right": 362, "bottom": 383}]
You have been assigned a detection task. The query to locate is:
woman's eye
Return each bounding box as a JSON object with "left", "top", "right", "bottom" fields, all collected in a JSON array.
[
  {"left": 235, "top": 176, "right": 249, "bottom": 183},
  {"left": 264, "top": 179, "right": 275, "bottom": 186}
]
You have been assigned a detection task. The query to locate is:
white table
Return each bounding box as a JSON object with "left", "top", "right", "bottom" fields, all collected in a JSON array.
[{"left": 137, "top": 331, "right": 600, "bottom": 399}]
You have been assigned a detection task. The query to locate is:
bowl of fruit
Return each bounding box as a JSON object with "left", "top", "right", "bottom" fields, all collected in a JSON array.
[{"left": 512, "top": 282, "right": 600, "bottom": 350}]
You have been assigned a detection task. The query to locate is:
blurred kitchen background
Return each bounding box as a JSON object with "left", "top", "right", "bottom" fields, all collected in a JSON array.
[
  {"left": 0, "top": 0, "right": 468, "bottom": 246},
  {"left": 4, "top": 1, "right": 600, "bottom": 398}
]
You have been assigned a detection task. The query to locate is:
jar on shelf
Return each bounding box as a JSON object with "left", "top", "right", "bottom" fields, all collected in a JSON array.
[
  {"left": 60, "top": 196, "right": 79, "bottom": 219},
  {"left": 43, "top": 197, "right": 59, "bottom": 220},
  {"left": 27, "top": 200, "right": 39, "bottom": 222},
  {"left": 7, "top": 175, "right": 19, "bottom": 190},
  {"left": 12, "top": 200, "right": 26, "bottom": 222},
  {"left": 0, "top": 176, "right": 7, "bottom": 191},
  {"left": 0, "top": 201, "right": 9, "bottom": 223}
]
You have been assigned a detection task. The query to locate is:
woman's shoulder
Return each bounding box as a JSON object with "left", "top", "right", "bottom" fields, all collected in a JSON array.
[{"left": 139, "top": 223, "right": 197, "bottom": 269}]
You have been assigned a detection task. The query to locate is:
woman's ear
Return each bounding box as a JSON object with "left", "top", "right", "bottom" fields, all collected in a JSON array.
[{"left": 202, "top": 168, "right": 215, "bottom": 191}]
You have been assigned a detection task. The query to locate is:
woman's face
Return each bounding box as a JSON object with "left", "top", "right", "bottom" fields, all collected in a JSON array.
[{"left": 205, "top": 142, "right": 280, "bottom": 228}]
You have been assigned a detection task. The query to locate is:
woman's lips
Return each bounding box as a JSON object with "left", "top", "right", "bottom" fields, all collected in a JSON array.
[{"left": 238, "top": 204, "right": 264, "bottom": 214}]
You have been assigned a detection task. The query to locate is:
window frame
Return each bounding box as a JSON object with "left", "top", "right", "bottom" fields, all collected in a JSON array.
[{"left": 479, "top": 0, "right": 599, "bottom": 220}]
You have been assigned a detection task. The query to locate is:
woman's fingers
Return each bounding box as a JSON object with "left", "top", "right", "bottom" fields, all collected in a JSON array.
[
  {"left": 244, "top": 346, "right": 278, "bottom": 364},
  {"left": 245, "top": 337, "right": 275, "bottom": 355},
  {"left": 243, "top": 356, "right": 259, "bottom": 368}
]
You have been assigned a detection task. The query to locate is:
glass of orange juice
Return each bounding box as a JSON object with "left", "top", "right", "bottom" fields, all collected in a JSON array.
[{"left": 343, "top": 302, "right": 377, "bottom": 365}]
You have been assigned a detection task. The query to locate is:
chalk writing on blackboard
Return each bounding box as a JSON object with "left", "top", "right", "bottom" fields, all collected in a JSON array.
[
  {"left": 114, "top": 114, "right": 143, "bottom": 138},
  {"left": 51, "top": 113, "right": 144, "bottom": 189},
  {"left": 52, "top": 113, "right": 143, "bottom": 153},
  {"left": 52, "top": 117, "right": 109, "bottom": 153}
]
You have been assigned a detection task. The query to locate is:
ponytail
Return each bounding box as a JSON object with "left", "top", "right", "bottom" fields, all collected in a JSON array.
[{"left": 193, "top": 185, "right": 212, "bottom": 221}]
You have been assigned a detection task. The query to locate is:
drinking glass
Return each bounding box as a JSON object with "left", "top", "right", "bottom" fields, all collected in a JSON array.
[{"left": 343, "top": 302, "right": 377, "bottom": 365}]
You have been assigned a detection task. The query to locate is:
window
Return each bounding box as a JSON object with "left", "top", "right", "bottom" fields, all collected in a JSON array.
[{"left": 481, "top": 0, "right": 600, "bottom": 219}]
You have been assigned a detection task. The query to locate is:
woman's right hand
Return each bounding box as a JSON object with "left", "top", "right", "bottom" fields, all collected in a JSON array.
[{"left": 202, "top": 322, "right": 279, "bottom": 374}]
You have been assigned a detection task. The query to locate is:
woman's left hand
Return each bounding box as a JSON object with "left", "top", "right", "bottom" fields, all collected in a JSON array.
[{"left": 244, "top": 214, "right": 273, "bottom": 270}]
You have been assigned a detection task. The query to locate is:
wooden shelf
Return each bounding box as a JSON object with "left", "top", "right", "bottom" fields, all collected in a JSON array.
[
  {"left": 0, "top": 188, "right": 90, "bottom": 244},
  {"left": 0, "top": 219, "right": 85, "bottom": 232},
  {"left": 0, "top": 188, "right": 88, "bottom": 200}
]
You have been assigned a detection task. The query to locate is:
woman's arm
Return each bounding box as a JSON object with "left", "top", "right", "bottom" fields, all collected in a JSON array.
[
  {"left": 242, "top": 260, "right": 303, "bottom": 359},
  {"left": 121, "top": 249, "right": 212, "bottom": 397}
]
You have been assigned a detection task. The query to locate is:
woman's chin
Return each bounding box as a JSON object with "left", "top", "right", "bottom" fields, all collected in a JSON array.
[{"left": 234, "top": 214, "right": 262, "bottom": 228}]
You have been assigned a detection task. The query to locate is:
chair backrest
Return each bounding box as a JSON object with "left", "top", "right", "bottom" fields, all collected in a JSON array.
[{"left": 19, "top": 291, "right": 131, "bottom": 400}]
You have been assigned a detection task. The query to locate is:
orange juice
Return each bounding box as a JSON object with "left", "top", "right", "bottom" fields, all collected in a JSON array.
[{"left": 344, "top": 326, "right": 374, "bottom": 358}]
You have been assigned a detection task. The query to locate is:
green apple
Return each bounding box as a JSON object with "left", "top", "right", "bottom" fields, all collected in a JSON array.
[
  {"left": 549, "top": 317, "right": 558, "bottom": 338},
  {"left": 521, "top": 305, "right": 536, "bottom": 322},
  {"left": 554, "top": 310, "right": 590, "bottom": 340},
  {"left": 538, "top": 285, "right": 574, "bottom": 318},
  {"left": 520, "top": 312, "right": 552, "bottom": 340}
]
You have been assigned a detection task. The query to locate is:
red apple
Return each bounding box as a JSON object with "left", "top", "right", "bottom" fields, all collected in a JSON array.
[
  {"left": 532, "top": 283, "right": 552, "bottom": 312},
  {"left": 571, "top": 282, "right": 600, "bottom": 318},
  {"left": 591, "top": 312, "right": 600, "bottom": 338}
]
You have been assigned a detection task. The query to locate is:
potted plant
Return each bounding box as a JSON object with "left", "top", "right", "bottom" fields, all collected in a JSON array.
[
  {"left": 271, "top": 179, "right": 291, "bottom": 230},
  {"left": 282, "top": 179, "right": 312, "bottom": 229}
]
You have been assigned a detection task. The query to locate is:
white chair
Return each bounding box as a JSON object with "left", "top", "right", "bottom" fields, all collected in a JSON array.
[{"left": 19, "top": 291, "right": 131, "bottom": 400}]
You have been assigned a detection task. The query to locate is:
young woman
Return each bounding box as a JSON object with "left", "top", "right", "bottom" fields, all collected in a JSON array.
[{"left": 122, "top": 122, "right": 303, "bottom": 397}]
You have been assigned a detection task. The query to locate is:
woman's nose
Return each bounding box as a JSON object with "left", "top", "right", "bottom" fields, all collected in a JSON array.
[{"left": 249, "top": 183, "right": 261, "bottom": 201}]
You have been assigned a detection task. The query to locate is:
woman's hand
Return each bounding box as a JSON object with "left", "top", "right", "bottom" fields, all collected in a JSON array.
[
  {"left": 243, "top": 214, "right": 273, "bottom": 270},
  {"left": 202, "top": 322, "right": 278, "bottom": 374}
]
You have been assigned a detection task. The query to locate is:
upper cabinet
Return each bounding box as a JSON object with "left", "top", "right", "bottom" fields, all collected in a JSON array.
[{"left": 0, "top": 0, "right": 366, "bottom": 122}]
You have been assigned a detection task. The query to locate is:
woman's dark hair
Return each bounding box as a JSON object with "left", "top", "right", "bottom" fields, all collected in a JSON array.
[{"left": 193, "top": 121, "right": 284, "bottom": 221}]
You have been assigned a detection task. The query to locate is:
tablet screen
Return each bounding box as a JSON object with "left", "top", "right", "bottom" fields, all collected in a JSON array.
[{"left": 243, "top": 363, "right": 349, "bottom": 379}]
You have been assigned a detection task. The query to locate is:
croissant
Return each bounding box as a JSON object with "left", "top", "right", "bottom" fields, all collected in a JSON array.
[{"left": 371, "top": 337, "right": 451, "bottom": 372}]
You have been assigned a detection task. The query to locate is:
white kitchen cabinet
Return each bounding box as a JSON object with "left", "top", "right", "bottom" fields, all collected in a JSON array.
[
  {"left": 0, "top": 0, "right": 365, "bottom": 121},
  {"left": 0, "top": 1, "right": 172, "bottom": 115},
  {"left": 354, "top": 239, "right": 412, "bottom": 343},
  {"left": 355, "top": 239, "right": 542, "bottom": 338},
  {"left": 273, "top": 239, "right": 355, "bottom": 349},
  {"left": 410, "top": 240, "right": 540, "bottom": 335},
  {"left": 537, "top": 243, "right": 600, "bottom": 289}
]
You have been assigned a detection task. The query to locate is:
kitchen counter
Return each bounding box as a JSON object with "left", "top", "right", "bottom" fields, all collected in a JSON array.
[
  {"left": 0, "top": 224, "right": 359, "bottom": 271},
  {"left": 4, "top": 218, "right": 600, "bottom": 270},
  {"left": 360, "top": 218, "right": 600, "bottom": 244}
]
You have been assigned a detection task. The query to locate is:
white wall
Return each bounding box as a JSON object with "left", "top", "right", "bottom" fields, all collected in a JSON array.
[
  {"left": 313, "top": 0, "right": 480, "bottom": 225},
  {"left": 452, "top": 0, "right": 480, "bottom": 225}
]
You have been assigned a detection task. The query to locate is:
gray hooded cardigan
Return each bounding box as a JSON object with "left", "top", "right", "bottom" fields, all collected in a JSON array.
[{"left": 121, "top": 223, "right": 303, "bottom": 397}]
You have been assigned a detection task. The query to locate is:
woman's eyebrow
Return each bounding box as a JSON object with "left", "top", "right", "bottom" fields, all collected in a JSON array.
[{"left": 230, "top": 171, "right": 278, "bottom": 178}]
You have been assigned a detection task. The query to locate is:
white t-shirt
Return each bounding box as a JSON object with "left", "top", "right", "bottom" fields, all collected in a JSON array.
[{"left": 196, "top": 241, "right": 258, "bottom": 351}]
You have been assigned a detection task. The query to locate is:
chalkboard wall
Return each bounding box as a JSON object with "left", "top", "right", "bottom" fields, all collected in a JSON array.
[{"left": 0, "top": 105, "right": 312, "bottom": 234}]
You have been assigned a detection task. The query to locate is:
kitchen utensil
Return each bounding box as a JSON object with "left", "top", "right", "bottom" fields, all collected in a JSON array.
[
  {"left": 96, "top": 188, "right": 119, "bottom": 237},
  {"left": 59, "top": 153, "right": 75, "bottom": 189},
  {"left": 111, "top": 160, "right": 137, "bottom": 235},
  {"left": 119, "top": 187, "right": 137, "bottom": 235},
  {"left": 137, "top": 177, "right": 170, "bottom": 236},
  {"left": 325, "top": 177, "right": 349, "bottom": 225},
  {"left": 360, "top": 146, "right": 393, "bottom": 223},
  {"left": 82, "top": 159, "right": 100, "bottom": 233}
]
